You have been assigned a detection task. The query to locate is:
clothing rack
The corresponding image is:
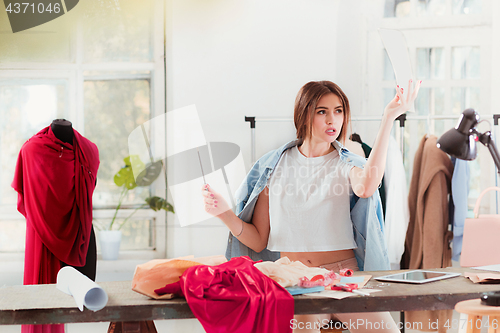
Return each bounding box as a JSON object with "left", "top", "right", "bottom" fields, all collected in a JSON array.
[
  {"left": 245, "top": 113, "right": 500, "bottom": 219},
  {"left": 244, "top": 113, "right": 500, "bottom": 333},
  {"left": 245, "top": 114, "right": 500, "bottom": 165}
]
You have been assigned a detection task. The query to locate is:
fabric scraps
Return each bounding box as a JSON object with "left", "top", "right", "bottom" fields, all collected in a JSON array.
[{"left": 254, "top": 256, "right": 329, "bottom": 287}]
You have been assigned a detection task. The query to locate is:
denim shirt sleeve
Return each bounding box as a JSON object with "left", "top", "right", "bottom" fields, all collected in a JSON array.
[{"left": 335, "top": 141, "right": 367, "bottom": 170}]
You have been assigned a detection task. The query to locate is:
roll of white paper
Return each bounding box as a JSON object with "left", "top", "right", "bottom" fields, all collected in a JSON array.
[{"left": 56, "top": 266, "right": 108, "bottom": 312}]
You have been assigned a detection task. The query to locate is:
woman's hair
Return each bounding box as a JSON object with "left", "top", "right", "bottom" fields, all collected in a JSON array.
[{"left": 293, "top": 80, "right": 351, "bottom": 144}]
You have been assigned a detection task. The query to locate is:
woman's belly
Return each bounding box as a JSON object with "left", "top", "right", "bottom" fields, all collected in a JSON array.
[{"left": 281, "top": 249, "right": 355, "bottom": 267}]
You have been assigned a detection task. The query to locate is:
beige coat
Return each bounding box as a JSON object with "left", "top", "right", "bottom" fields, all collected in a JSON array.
[
  {"left": 402, "top": 135, "right": 454, "bottom": 332},
  {"left": 403, "top": 134, "right": 454, "bottom": 269}
]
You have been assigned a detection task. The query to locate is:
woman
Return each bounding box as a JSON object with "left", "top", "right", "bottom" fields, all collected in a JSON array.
[{"left": 202, "top": 80, "right": 420, "bottom": 333}]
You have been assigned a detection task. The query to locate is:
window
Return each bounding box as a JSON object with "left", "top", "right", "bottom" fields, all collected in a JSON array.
[
  {"left": 384, "top": 0, "right": 411, "bottom": 17},
  {"left": 0, "top": 0, "right": 166, "bottom": 257},
  {"left": 366, "top": 0, "right": 493, "bottom": 211},
  {"left": 384, "top": 0, "right": 482, "bottom": 17},
  {"left": 453, "top": 0, "right": 482, "bottom": 15},
  {"left": 417, "top": 0, "right": 447, "bottom": 16}
]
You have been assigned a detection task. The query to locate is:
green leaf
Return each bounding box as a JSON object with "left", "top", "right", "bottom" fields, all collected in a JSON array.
[
  {"left": 123, "top": 156, "right": 132, "bottom": 167},
  {"left": 113, "top": 166, "right": 137, "bottom": 189},
  {"left": 164, "top": 202, "right": 175, "bottom": 213},
  {"left": 128, "top": 155, "right": 146, "bottom": 177},
  {"left": 114, "top": 166, "right": 130, "bottom": 186},
  {"left": 113, "top": 155, "right": 146, "bottom": 190},
  {"left": 146, "top": 196, "right": 162, "bottom": 211},
  {"left": 135, "top": 160, "right": 163, "bottom": 186},
  {"left": 145, "top": 196, "right": 174, "bottom": 213}
]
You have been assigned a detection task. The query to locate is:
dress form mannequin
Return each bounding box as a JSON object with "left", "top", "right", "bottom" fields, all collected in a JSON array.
[
  {"left": 50, "top": 119, "right": 73, "bottom": 144},
  {"left": 14, "top": 120, "right": 100, "bottom": 333},
  {"left": 51, "top": 119, "right": 98, "bottom": 281}
]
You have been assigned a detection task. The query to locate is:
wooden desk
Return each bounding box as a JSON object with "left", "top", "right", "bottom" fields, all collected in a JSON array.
[{"left": 2, "top": 267, "right": 500, "bottom": 326}]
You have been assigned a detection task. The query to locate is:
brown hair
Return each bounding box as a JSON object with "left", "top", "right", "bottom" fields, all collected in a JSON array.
[{"left": 293, "top": 81, "right": 351, "bottom": 144}]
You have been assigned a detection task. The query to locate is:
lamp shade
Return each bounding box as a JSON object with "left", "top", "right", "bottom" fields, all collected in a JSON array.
[
  {"left": 436, "top": 108, "right": 479, "bottom": 161},
  {"left": 436, "top": 128, "right": 477, "bottom": 160}
]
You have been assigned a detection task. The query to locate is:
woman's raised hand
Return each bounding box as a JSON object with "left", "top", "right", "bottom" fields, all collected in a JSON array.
[
  {"left": 201, "top": 184, "right": 231, "bottom": 217},
  {"left": 383, "top": 79, "right": 422, "bottom": 121}
]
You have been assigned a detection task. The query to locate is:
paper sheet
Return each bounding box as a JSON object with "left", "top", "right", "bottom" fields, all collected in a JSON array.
[
  {"left": 332, "top": 274, "right": 372, "bottom": 289},
  {"left": 465, "top": 272, "right": 500, "bottom": 284},
  {"left": 170, "top": 169, "right": 230, "bottom": 227},
  {"left": 56, "top": 266, "right": 108, "bottom": 312},
  {"left": 340, "top": 276, "right": 364, "bottom": 284},
  {"left": 169, "top": 148, "right": 246, "bottom": 227},
  {"left": 379, "top": 28, "right": 416, "bottom": 112},
  {"left": 305, "top": 289, "right": 382, "bottom": 299},
  {"left": 472, "top": 264, "right": 500, "bottom": 272}
]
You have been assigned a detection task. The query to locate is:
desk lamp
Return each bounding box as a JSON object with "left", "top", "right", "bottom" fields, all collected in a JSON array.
[{"left": 437, "top": 108, "right": 500, "bottom": 173}]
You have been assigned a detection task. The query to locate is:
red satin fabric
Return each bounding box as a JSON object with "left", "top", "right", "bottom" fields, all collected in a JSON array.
[
  {"left": 155, "top": 256, "right": 294, "bottom": 333},
  {"left": 12, "top": 126, "right": 99, "bottom": 333}
]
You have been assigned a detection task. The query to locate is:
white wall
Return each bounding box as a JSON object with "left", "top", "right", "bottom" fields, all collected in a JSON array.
[
  {"left": 166, "top": 0, "right": 348, "bottom": 159},
  {"left": 334, "top": 0, "right": 384, "bottom": 146},
  {"left": 163, "top": 3, "right": 358, "bottom": 330},
  {"left": 164, "top": 0, "right": 369, "bottom": 258},
  {"left": 334, "top": 0, "right": 366, "bottom": 118}
]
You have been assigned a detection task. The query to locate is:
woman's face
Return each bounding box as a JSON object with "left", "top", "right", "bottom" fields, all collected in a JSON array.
[{"left": 310, "top": 93, "right": 344, "bottom": 144}]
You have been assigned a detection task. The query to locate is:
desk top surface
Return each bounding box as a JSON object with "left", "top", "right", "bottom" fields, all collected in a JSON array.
[{"left": 2, "top": 267, "right": 500, "bottom": 325}]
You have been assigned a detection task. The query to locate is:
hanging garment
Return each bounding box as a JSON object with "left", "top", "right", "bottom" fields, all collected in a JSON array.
[
  {"left": 383, "top": 136, "right": 409, "bottom": 270},
  {"left": 155, "top": 256, "right": 294, "bottom": 333},
  {"left": 449, "top": 157, "right": 470, "bottom": 261},
  {"left": 12, "top": 126, "right": 99, "bottom": 333},
  {"left": 402, "top": 134, "right": 453, "bottom": 269},
  {"left": 402, "top": 134, "right": 453, "bottom": 333}
]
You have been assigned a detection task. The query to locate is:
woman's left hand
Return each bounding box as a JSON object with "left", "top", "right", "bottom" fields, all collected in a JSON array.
[{"left": 383, "top": 79, "right": 421, "bottom": 121}]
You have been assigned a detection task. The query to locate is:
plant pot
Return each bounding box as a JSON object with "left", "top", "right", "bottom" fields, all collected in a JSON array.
[{"left": 99, "top": 230, "right": 122, "bottom": 260}]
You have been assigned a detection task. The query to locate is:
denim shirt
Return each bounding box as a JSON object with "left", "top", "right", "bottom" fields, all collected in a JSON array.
[{"left": 225, "top": 140, "right": 391, "bottom": 271}]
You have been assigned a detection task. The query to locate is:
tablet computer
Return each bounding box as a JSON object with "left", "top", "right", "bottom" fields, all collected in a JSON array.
[{"left": 374, "top": 270, "right": 461, "bottom": 284}]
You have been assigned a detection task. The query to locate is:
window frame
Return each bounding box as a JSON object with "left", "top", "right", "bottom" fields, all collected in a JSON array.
[
  {"left": 364, "top": 0, "right": 496, "bottom": 212},
  {"left": 0, "top": 0, "right": 166, "bottom": 260}
]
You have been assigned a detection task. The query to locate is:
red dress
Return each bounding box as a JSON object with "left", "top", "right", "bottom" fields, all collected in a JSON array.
[{"left": 12, "top": 126, "right": 99, "bottom": 333}]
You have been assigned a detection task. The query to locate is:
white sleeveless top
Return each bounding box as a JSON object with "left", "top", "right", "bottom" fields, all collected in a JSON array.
[{"left": 267, "top": 146, "right": 357, "bottom": 252}]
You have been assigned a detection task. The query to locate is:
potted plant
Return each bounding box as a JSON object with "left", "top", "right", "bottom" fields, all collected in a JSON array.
[{"left": 97, "top": 155, "right": 174, "bottom": 260}]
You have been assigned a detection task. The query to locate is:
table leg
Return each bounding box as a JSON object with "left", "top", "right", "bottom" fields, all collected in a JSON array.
[
  {"left": 467, "top": 315, "right": 482, "bottom": 333},
  {"left": 107, "top": 321, "right": 158, "bottom": 333},
  {"left": 489, "top": 316, "right": 500, "bottom": 333}
]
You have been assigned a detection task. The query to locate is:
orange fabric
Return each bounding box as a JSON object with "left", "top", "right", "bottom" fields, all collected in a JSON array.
[
  {"left": 132, "top": 255, "right": 227, "bottom": 299},
  {"left": 132, "top": 259, "right": 203, "bottom": 299}
]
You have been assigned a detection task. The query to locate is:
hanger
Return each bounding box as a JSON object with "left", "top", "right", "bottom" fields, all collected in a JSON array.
[
  {"left": 349, "top": 116, "right": 363, "bottom": 144},
  {"left": 350, "top": 133, "right": 363, "bottom": 144}
]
